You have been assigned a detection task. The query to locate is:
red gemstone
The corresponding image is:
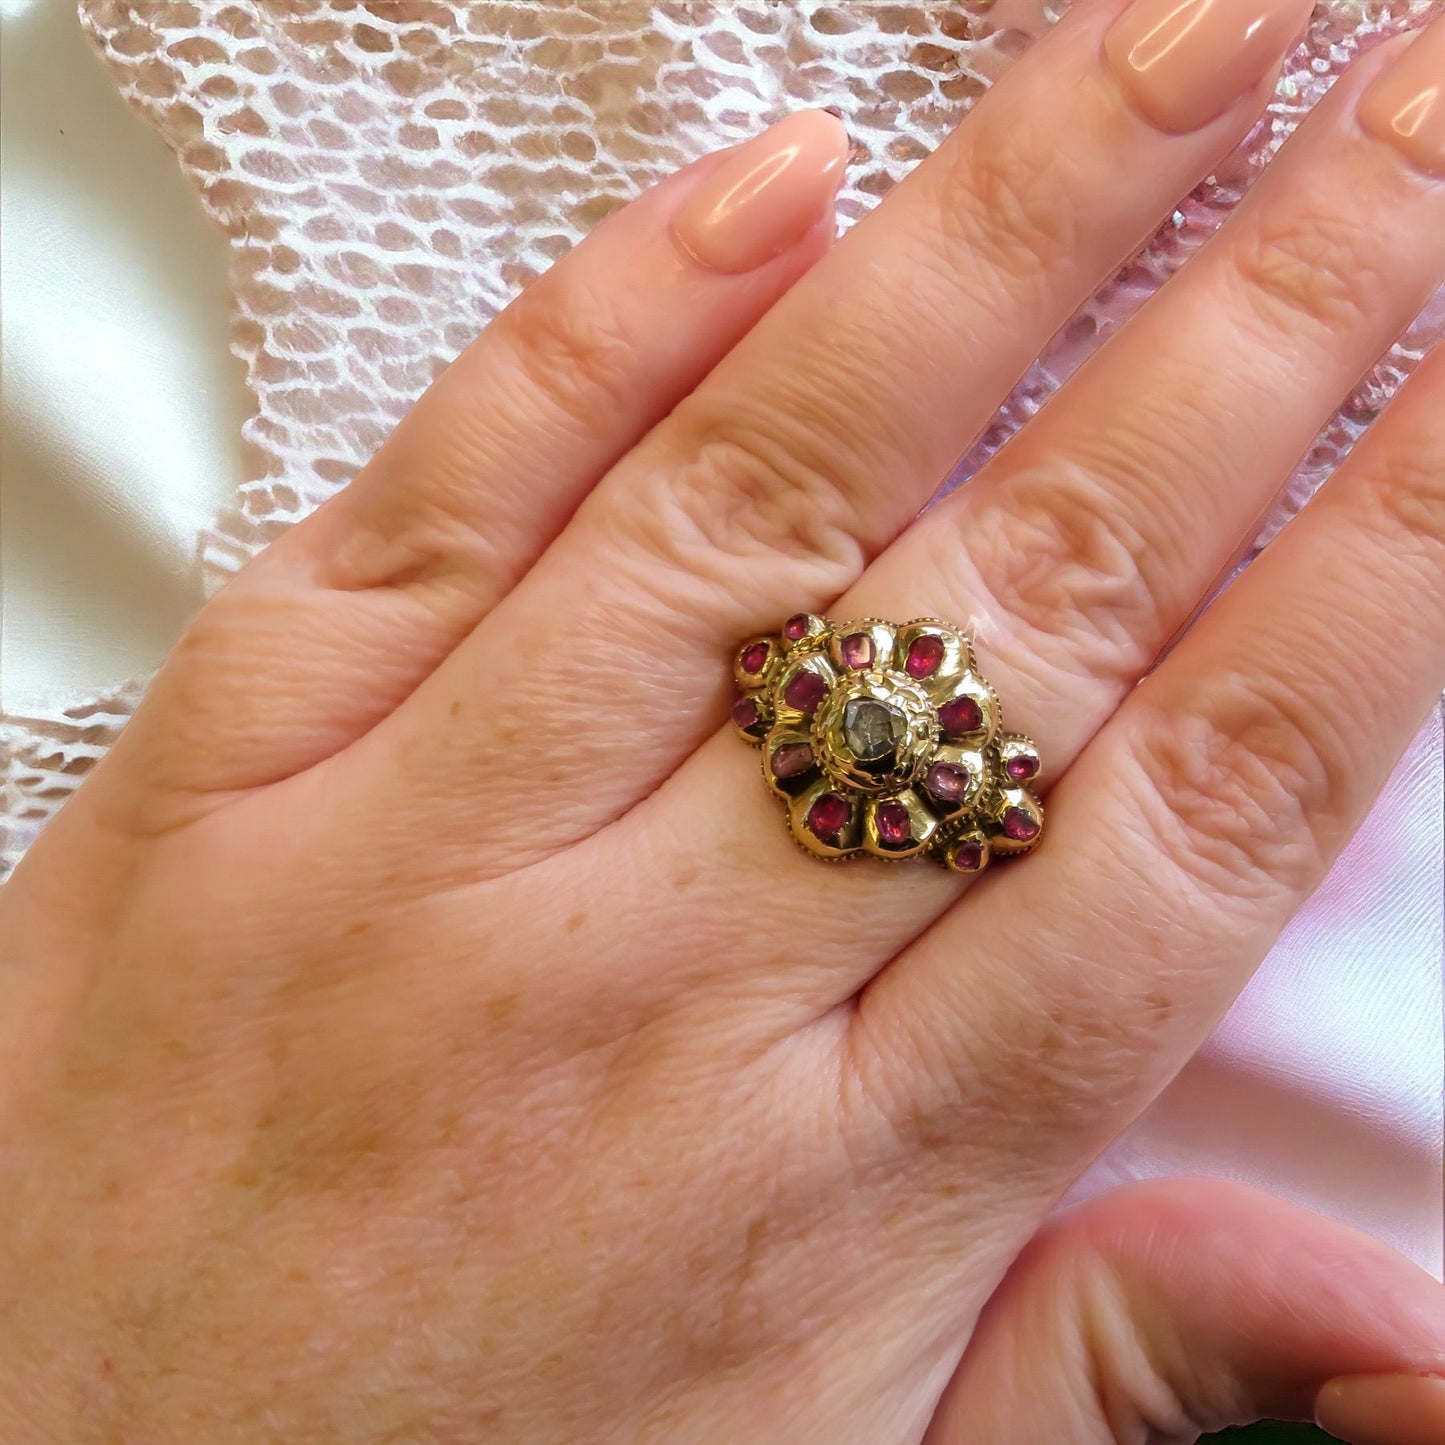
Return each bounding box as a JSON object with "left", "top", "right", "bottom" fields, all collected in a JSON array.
[
  {"left": 740, "top": 641, "right": 771, "bottom": 675},
  {"left": 1006, "top": 752, "right": 1039, "bottom": 782},
  {"left": 840, "top": 632, "right": 874, "bottom": 669},
  {"left": 731, "top": 697, "right": 761, "bottom": 731},
  {"left": 806, "top": 792, "right": 851, "bottom": 842},
  {"left": 875, "top": 799, "right": 911, "bottom": 846},
  {"left": 924, "top": 761, "right": 970, "bottom": 801},
  {"left": 784, "top": 613, "right": 812, "bottom": 642},
  {"left": 1001, "top": 807, "right": 1040, "bottom": 842},
  {"left": 770, "top": 741, "right": 815, "bottom": 779},
  {"left": 939, "top": 694, "right": 983, "bottom": 734},
  {"left": 905, "top": 634, "right": 945, "bottom": 679},
  {"left": 951, "top": 840, "right": 984, "bottom": 872},
  {"left": 784, "top": 669, "right": 828, "bottom": 713}
]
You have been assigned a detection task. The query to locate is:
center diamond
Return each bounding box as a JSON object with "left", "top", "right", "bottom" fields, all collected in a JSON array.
[
  {"left": 842, "top": 697, "right": 905, "bottom": 764},
  {"left": 814, "top": 672, "right": 937, "bottom": 794}
]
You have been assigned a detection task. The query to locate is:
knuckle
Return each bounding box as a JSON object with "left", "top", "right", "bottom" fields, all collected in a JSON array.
[
  {"left": 328, "top": 486, "right": 500, "bottom": 595},
  {"left": 641, "top": 401, "right": 868, "bottom": 587},
  {"left": 930, "top": 120, "right": 1083, "bottom": 289},
  {"left": 1228, "top": 208, "right": 1378, "bottom": 338},
  {"left": 1354, "top": 431, "right": 1445, "bottom": 552},
  {"left": 963, "top": 457, "right": 1165, "bottom": 681},
  {"left": 498, "top": 276, "right": 638, "bottom": 426},
  {"left": 1119, "top": 674, "right": 1342, "bottom": 899}
]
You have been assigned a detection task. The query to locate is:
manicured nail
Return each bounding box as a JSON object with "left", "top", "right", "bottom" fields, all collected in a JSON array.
[
  {"left": 672, "top": 111, "right": 848, "bottom": 274},
  {"left": 1104, "top": 0, "right": 1314, "bottom": 135},
  {"left": 1358, "top": 19, "right": 1445, "bottom": 180},
  {"left": 1315, "top": 1374, "right": 1445, "bottom": 1445}
]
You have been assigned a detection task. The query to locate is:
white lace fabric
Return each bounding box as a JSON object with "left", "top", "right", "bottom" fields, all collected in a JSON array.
[
  {"left": 0, "top": 0, "right": 1440, "bottom": 1264},
  {"left": 2, "top": 0, "right": 1438, "bottom": 862},
  {"left": 5, "top": 0, "right": 1439, "bottom": 864}
]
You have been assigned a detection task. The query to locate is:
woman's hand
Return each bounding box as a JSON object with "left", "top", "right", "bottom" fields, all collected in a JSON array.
[{"left": 5, "top": 1, "right": 1445, "bottom": 1441}]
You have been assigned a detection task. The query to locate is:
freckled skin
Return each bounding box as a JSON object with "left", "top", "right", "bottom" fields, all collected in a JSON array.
[{"left": 7, "top": 6, "right": 1445, "bottom": 1443}]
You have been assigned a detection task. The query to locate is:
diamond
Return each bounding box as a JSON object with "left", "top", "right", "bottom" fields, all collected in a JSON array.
[
  {"left": 842, "top": 697, "right": 905, "bottom": 762},
  {"left": 783, "top": 613, "right": 812, "bottom": 642},
  {"left": 905, "top": 634, "right": 945, "bottom": 679},
  {"left": 950, "top": 840, "right": 985, "bottom": 872},
  {"left": 783, "top": 669, "right": 827, "bottom": 713},
  {"left": 770, "top": 741, "right": 815, "bottom": 779},
  {"left": 939, "top": 694, "right": 983, "bottom": 735}
]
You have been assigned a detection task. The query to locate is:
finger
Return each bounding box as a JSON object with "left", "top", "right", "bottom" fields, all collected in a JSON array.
[
  {"left": 1318, "top": 1375, "right": 1445, "bottom": 1445},
  {"left": 924, "top": 1179, "right": 1445, "bottom": 1444},
  {"left": 537, "top": 15, "right": 1445, "bottom": 1022},
  {"left": 108, "top": 113, "right": 847, "bottom": 809},
  {"left": 861, "top": 335, "right": 1445, "bottom": 1188},
  {"left": 854, "top": 15, "right": 1445, "bottom": 763},
  {"left": 360, "top": 0, "right": 1316, "bottom": 853}
]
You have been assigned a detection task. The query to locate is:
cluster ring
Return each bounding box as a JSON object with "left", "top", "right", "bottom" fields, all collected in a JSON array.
[{"left": 730, "top": 614, "right": 1044, "bottom": 873}]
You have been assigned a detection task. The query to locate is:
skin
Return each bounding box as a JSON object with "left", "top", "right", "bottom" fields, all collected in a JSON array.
[{"left": 3, "top": 1, "right": 1444, "bottom": 1440}]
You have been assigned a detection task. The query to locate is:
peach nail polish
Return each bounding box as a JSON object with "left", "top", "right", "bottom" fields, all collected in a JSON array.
[
  {"left": 1104, "top": 0, "right": 1314, "bottom": 135},
  {"left": 1316, "top": 1374, "right": 1445, "bottom": 1445},
  {"left": 1359, "top": 19, "right": 1445, "bottom": 179},
  {"left": 672, "top": 111, "right": 849, "bottom": 275}
]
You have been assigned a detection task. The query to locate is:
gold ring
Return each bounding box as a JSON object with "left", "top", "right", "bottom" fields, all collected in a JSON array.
[{"left": 731, "top": 614, "right": 1043, "bottom": 872}]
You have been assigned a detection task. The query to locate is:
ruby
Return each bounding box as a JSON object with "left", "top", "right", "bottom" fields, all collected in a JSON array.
[
  {"left": 783, "top": 669, "right": 827, "bottom": 713},
  {"left": 783, "top": 613, "right": 812, "bottom": 642},
  {"left": 806, "top": 792, "right": 851, "bottom": 842},
  {"left": 939, "top": 694, "right": 983, "bottom": 735},
  {"left": 875, "top": 799, "right": 911, "bottom": 846},
  {"left": 770, "top": 741, "right": 814, "bottom": 779},
  {"left": 951, "top": 840, "right": 984, "bottom": 872},
  {"left": 740, "top": 641, "right": 771, "bottom": 675},
  {"left": 924, "top": 761, "right": 970, "bottom": 801},
  {"left": 731, "top": 697, "right": 761, "bottom": 732},
  {"left": 905, "top": 634, "right": 945, "bottom": 679},
  {"left": 1001, "top": 807, "right": 1040, "bottom": 842},
  {"left": 840, "top": 632, "right": 874, "bottom": 669},
  {"left": 1006, "top": 752, "right": 1039, "bottom": 782}
]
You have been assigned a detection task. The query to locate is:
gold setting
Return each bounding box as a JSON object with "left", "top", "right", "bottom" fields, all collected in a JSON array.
[{"left": 733, "top": 614, "right": 1044, "bottom": 869}]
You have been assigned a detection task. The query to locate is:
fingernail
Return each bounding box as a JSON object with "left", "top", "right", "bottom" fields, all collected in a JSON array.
[
  {"left": 1104, "top": 0, "right": 1314, "bottom": 135},
  {"left": 1358, "top": 20, "right": 1445, "bottom": 180},
  {"left": 1315, "top": 1374, "right": 1445, "bottom": 1445},
  {"left": 672, "top": 111, "right": 848, "bottom": 274}
]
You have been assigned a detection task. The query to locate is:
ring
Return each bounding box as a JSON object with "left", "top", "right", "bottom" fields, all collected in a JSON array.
[{"left": 731, "top": 615, "right": 1043, "bottom": 872}]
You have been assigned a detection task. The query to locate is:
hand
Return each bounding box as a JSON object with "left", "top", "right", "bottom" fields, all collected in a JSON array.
[{"left": 4, "top": 1, "right": 1445, "bottom": 1441}]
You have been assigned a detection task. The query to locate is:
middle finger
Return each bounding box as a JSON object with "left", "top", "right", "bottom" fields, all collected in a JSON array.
[{"left": 352, "top": 0, "right": 1316, "bottom": 860}]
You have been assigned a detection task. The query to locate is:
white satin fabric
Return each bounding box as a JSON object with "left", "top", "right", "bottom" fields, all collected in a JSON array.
[
  {"left": 1, "top": 0, "right": 248, "bottom": 713},
  {"left": 1, "top": 0, "right": 1440, "bottom": 1273}
]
